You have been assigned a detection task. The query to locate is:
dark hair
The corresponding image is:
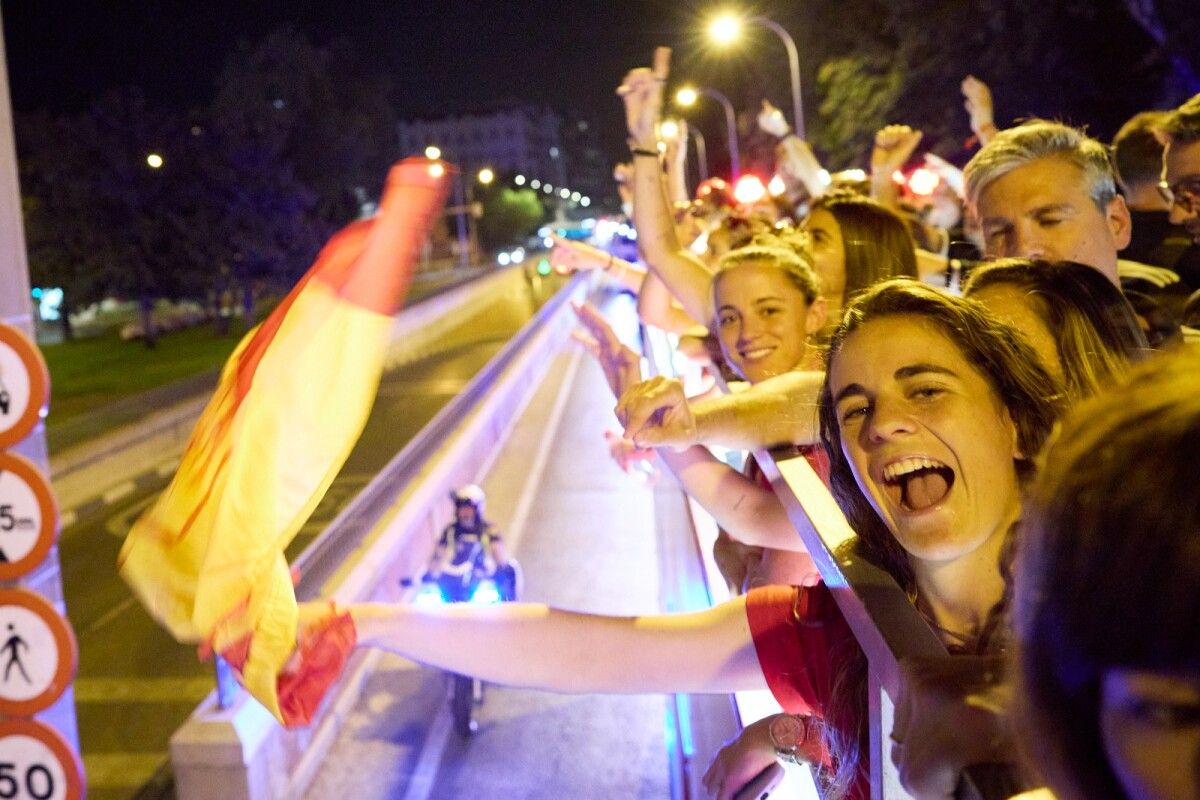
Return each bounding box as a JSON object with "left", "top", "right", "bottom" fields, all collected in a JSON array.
[
  {"left": 1014, "top": 349, "right": 1200, "bottom": 799},
  {"left": 1160, "top": 92, "right": 1200, "bottom": 145},
  {"left": 811, "top": 192, "right": 919, "bottom": 302},
  {"left": 964, "top": 259, "right": 1149, "bottom": 402},
  {"left": 813, "top": 279, "right": 1063, "bottom": 796},
  {"left": 1112, "top": 111, "right": 1170, "bottom": 190}
]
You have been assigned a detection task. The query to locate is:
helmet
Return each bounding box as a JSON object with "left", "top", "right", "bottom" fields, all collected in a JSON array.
[{"left": 451, "top": 484, "right": 486, "bottom": 513}]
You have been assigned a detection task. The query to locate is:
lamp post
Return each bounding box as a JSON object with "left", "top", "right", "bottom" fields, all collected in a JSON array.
[
  {"left": 676, "top": 85, "right": 740, "bottom": 178},
  {"left": 688, "top": 125, "right": 709, "bottom": 182},
  {"left": 709, "top": 13, "right": 806, "bottom": 139}
]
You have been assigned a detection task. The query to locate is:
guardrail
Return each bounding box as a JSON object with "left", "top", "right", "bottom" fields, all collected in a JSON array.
[{"left": 170, "top": 270, "right": 588, "bottom": 800}]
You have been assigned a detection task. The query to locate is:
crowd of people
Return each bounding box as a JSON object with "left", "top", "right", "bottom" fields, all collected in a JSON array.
[{"left": 275, "top": 47, "right": 1199, "bottom": 800}]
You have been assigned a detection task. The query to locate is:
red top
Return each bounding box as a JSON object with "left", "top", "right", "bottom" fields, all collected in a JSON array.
[{"left": 746, "top": 582, "right": 869, "bottom": 800}]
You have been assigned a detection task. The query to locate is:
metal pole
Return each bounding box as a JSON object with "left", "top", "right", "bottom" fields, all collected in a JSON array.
[
  {"left": 689, "top": 126, "right": 709, "bottom": 182},
  {"left": 701, "top": 87, "right": 740, "bottom": 179},
  {"left": 752, "top": 16, "right": 805, "bottom": 140}
]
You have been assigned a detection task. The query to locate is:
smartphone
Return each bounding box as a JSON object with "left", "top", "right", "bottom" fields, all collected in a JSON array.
[{"left": 732, "top": 763, "right": 786, "bottom": 800}]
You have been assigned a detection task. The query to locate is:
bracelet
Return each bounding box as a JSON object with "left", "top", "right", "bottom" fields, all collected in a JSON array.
[
  {"left": 630, "top": 147, "right": 659, "bottom": 158},
  {"left": 604, "top": 252, "right": 615, "bottom": 272}
]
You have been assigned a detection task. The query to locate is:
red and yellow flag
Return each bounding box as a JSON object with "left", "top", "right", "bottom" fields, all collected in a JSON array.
[{"left": 119, "top": 158, "right": 451, "bottom": 723}]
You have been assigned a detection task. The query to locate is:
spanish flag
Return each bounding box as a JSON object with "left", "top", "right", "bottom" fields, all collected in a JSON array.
[{"left": 119, "top": 158, "right": 451, "bottom": 724}]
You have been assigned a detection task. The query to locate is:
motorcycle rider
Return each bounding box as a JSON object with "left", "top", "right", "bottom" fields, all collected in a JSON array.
[{"left": 429, "top": 485, "right": 517, "bottom": 601}]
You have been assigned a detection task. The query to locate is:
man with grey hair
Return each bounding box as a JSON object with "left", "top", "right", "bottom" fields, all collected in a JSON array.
[
  {"left": 964, "top": 119, "right": 1131, "bottom": 285},
  {"left": 1159, "top": 93, "right": 1200, "bottom": 246}
]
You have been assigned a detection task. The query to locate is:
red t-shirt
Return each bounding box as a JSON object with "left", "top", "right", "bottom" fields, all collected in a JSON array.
[{"left": 746, "top": 582, "right": 869, "bottom": 800}]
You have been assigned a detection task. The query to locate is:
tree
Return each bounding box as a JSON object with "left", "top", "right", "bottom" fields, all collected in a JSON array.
[{"left": 477, "top": 187, "right": 546, "bottom": 250}]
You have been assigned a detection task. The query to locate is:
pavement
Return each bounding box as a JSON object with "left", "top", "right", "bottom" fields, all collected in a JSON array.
[{"left": 302, "top": 313, "right": 674, "bottom": 798}]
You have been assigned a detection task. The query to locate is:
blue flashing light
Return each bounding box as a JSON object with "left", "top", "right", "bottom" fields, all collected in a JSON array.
[
  {"left": 413, "top": 583, "right": 447, "bottom": 608},
  {"left": 31, "top": 287, "right": 43, "bottom": 298}
]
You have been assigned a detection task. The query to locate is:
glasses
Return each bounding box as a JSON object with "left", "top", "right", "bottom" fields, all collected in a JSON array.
[{"left": 1156, "top": 176, "right": 1200, "bottom": 214}]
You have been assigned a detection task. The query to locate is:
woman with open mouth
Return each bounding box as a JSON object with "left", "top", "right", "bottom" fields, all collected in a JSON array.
[{"left": 274, "top": 280, "right": 1061, "bottom": 800}]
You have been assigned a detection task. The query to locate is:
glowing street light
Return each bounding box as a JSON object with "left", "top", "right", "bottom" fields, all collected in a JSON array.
[
  {"left": 424, "top": 145, "right": 441, "bottom": 160},
  {"left": 146, "top": 153, "right": 164, "bottom": 169},
  {"left": 707, "top": 12, "right": 806, "bottom": 138},
  {"left": 477, "top": 167, "right": 495, "bottom": 185},
  {"left": 659, "top": 119, "right": 680, "bottom": 140},
  {"left": 428, "top": 163, "right": 446, "bottom": 178},
  {"left": 559, "top": 188, "right": 570, "bottom": 199},
  {"left": 515, "top": 174, "right": 526, "bottom": 186},
  {"left": 675, "top": 85, "right": 740, "bottom": 178},
  {"left": 708, "top": 13, "right": 742, "bottom": 45}
]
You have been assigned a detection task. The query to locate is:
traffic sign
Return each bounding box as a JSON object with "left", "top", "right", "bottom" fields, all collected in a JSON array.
[
  {"left": 0, "top": 324, "right": 49, "bottom": 450},
  {"left": 0, "top": 590, "right": 76, "bottom": 717},
  {"left": 0, "top": 453, "right": 57, "bottom": 581},
  {"left": 0, "top": 719, "right": 84, "bottom": 800}
]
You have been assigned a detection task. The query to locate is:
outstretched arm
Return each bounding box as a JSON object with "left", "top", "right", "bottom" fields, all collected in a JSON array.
[
  {"left": 346, "top": 595, "right": 766, "bottom": 695},
  {"left": 619, "top": 47, "right": 716, "bottom": 324},
  {"left": 619, "top": 370, "right": 825, "bottom": 452},
  {"left": 636, "top": 270, "right": 704, "bottom": 334}
]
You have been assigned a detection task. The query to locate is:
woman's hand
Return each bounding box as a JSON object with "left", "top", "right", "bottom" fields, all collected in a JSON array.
[
  {"left": 616, "top": 375, "right": 698, "bottom": 450},
  {"left": 961, "top": 75, "right": 997, "bottom": 143},
  {"left": 617, "top": 47, "right": 671, "bottom": 148},
  {"left": 871, "top": 124, "right": 924, "bottom": 179},
  {"left": 757, "top": 99, "right": 791, "bottom": 138},
  {"left": 572, "top": 301, "right": 643, "bottom": 399},
  {"left": 702, "top": 715, "right": 783, "bottom": 800},
  {"left": 549, "top": 234, "right": 612, "bottom": 274},
  {"left": 891, "top": 655, "right": 1015, "bottom": 800}
]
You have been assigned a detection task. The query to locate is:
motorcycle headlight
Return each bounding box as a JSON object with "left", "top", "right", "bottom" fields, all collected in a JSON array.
[
  {"left": 469, "top": 579, "right": 502, "bottom": 605},
  {"left": 414, "top": 582, "right": 447, "bottom": 607}
]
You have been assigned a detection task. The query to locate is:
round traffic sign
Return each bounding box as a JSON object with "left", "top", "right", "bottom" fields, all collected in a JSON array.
[
  {"left": 0, "top": 589, "right": 77, "bottom": 717},
  {"left": 0, "top": 719, "right": 84, "bottom": 800},
  {"left": 0, "top": 453, "right": 58, "bottom": 581},
  {"left": 0, "top": 324, "right": 50, "bottom": 449}
]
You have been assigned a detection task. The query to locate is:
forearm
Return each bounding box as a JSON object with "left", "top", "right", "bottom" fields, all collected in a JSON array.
[
  {"left": 776, "top": 137, "right": 826, "bottom": 199},
  {"left": 604, "top": 255, "right": 648, "bottom": 293},
  {"left": 691, "top": 371, "right": 824, "bottom": 450},
  {"left": 636, "top": 271, "right": 703, "bottom": 334},
  {"left": 350, "top": 597, "right": 766, "bottom": 695},
  {"left": 632, "top": 153, "right": 715, "bottom": 323},
  {"left": 659, "top": 446, "right": 808, "bottom": 551}
]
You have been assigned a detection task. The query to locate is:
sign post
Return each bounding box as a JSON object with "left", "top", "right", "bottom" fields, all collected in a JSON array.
[{"left": 0, "top": 7, "right": 85, "bottom": 792}]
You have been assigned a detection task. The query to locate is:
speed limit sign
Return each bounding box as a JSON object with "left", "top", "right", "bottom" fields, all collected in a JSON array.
[
  {"left": 0, "top": 719, "right": 84, "bottom": 800},
  {"left": 0, "top": 453, "right": 57, "bottom": 581}
]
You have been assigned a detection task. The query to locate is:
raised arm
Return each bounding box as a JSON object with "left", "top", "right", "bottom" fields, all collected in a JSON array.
[
  {"left": 636, "top": 270, "right": 704, "bottom": 334},
  {"left": 618, "top": 47, "right": 716, "bottom": 324}
]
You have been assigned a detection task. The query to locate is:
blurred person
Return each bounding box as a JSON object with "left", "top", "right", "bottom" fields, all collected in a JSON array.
[
  {"left": 284, "top": 281, "right": 1059, "bottom": 800},
  {"left": 1014, "top": 348, "right": 1200, "bottom": 800},
  {"left": 429, "top": 485, "right": 517, "bottom": 602},
  {"left": 1113, "top": 110, "right": 1200, "bottom": 289},
  {"left": 964, "top": 259, "right": 1149, "bottom": 401},
  {"left": 1159, "top": 92, "right": 1200, "bottom": 247}
]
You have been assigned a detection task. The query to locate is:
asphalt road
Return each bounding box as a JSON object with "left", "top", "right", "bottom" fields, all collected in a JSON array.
[{"left": 59, "top": 268, "right": 564, "bottom": 800}]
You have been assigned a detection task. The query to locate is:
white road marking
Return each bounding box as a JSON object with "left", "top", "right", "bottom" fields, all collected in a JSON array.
[
  {"left": 102, "top": 480, "right": 136, "bottom": 505},
  {"left": 73, "top": 676, "right": 215, "bottom": 703},
  {"left": 400, "top": 700, "right": 455, "bottom": 800}
]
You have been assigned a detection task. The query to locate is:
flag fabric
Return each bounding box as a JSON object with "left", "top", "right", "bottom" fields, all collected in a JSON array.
[{"left": 119, "top": 158, "right": 451, "bottom": 723}]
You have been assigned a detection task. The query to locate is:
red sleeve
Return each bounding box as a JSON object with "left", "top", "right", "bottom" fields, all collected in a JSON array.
[{"left": 745, "top": 583, "right": 857, "bottom": 718}]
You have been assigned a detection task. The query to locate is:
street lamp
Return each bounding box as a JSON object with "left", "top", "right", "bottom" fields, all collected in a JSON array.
[
  {"left": 477, "top": 167, "right": 495, "bottom": 185},
  {"left": 146, "top": 153, "right": 163, "bottom": 169},
  {"left": 708, "top": 12, "right": 806, "bottom": 139},
  {"left": 675, "top": 85, "right": 740, "bottom": 178},
  {"left": 424, "top": 145, "right": 441, "bottom": 160}
]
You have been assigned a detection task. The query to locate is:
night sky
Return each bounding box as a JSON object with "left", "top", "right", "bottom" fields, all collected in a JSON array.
[{"left": 2, "top": 1, "right": 779, "bottom": 164}]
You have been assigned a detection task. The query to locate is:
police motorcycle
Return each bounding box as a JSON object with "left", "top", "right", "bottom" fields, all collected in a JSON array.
[{"left": 402, "top": 485, "right": 519, "bottom": 736}]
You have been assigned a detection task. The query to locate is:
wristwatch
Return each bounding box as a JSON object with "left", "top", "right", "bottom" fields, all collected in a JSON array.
[{"left": 768, "top": 713, "right": 811, "bottom": 765}]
